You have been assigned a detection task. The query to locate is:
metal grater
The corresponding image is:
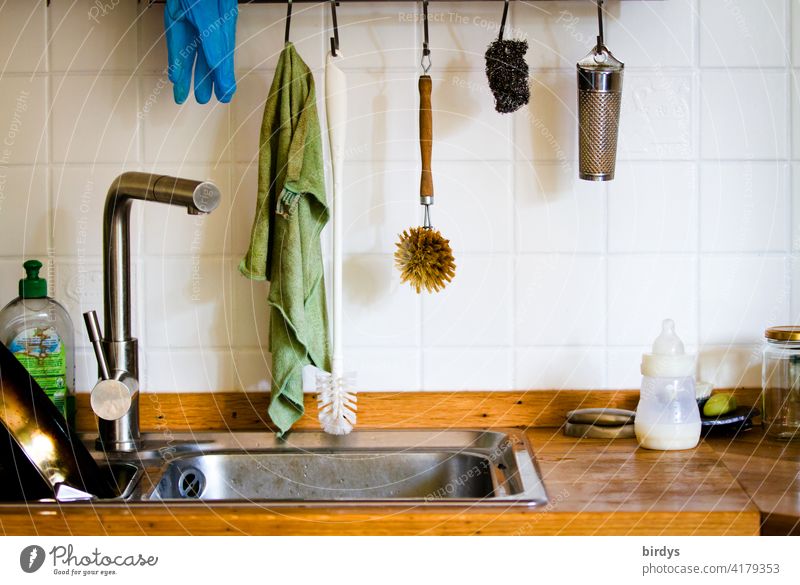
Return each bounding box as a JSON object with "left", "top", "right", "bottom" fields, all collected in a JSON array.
[
  {"left": 578, "top": 67, "right": 623, "bottom": 181},
  {"left": 577, "top": 0, "right": 624, "bottom": 182}
]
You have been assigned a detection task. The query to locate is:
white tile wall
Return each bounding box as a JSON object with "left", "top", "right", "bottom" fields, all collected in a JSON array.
[
  {"left": 700, "top": 162, "right": 789, "bottom": 252},
  {"left": 608, "top": 0, "right": 696, "bottom": 68},
  {"left": 514, "top": 255, "right": 606, "bottom": 346},
  {"left": 0, "top": 167, "right": 49, "bottom": 257},
  {"left": 701, "top": 70, "right": 788, "bottom": 160},
  {"left": 0, "top": 76, "right": 47, "bottom": 165},
  {"left": 699, "top": 0, "right": 788, "bottom": 68},
  {"left": 700, "top": 255, "right": 790, "bottom": 345},
  {"left": 608, "top": 255, "right": 698, "bottom": 346},
  {"left": 0, "top": 1, "right": 797, "bottom": 394},
  {"left": 433, "top": 160, "right": 513, "bottom": 253},
  {"left": 619, "top": 72, "right": 695, "bottom": 160},
  {"left": 342, "top": 254, "right": 420, "bottom": 348},
  {"left": 514, "top": 70, "right": 577, "bottom": 163},
  {"left": 422, "top": 255, "right": 513, "bottom": 347},
  {"left": 51, "top": 75, "right": 139, "bottom": 164},
  {"left": 141, "top": 75, "right": 230, "bottom": 163},
  {"left": 515, "top": 347, "right": 606, "bottom": 390},
  {"left": 49, "top": 0, "right": 139, "bottom": 72},
  {"left": 0, "top": 3, "right": 46, "bottom": 74},
  {"left": 423, "top": 348, "right": 514, "bottom": 391},
  {"left": 608, "top": 162, "right": 697, "bottom": 253},
  {"left": 341, "top": 160, "right": 418, "bottom": 255},
  {"left": 144, "top": 258, "right": 235, "bottom": 349},
  {"left": 515, "top": 162, "right": 606, "bottom": 253}
]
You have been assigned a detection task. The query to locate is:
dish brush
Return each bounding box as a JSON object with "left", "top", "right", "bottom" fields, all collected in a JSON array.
[{"left": 395, "top": 74, "right": 456, "bottom": 294}]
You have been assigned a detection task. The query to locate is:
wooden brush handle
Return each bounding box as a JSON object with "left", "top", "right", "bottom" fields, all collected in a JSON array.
[{"left": 419, "top": 75, "right": 433, "bottom": 199}]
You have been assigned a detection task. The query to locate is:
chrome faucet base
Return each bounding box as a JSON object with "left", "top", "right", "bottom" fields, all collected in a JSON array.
[
  {"left": 96, "top": 338, "right": 141, "bottom": 451},
  {"left": 95, "top": 436, "right": 141, "bottom": 454}
]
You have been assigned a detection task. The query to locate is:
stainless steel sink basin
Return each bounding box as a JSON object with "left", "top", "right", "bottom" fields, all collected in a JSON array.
[
  {"left": 150, "top": 452, "right": 495, "bottom": 500},
  {"left": 128, "top": 429, "right": 548, "bottom": 506}
]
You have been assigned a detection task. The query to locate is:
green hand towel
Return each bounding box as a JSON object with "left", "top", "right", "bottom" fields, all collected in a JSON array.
[{"left": 239, "top": 42, "right": 330, "bottom": 436}]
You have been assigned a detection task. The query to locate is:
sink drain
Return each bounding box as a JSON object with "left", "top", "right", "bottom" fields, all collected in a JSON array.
[{"left": 177, "top": 468, "right": 205, "bottom": 499}]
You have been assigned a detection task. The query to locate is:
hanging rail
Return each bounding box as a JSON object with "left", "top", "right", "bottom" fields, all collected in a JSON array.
[
  {"left": 44, "top": 1, "right": 657, "bottom": 12},
  {"left": 137, "top": 1, "right": 651, "bottom": 3},
  {"left": 44, "top": 1, "right": 652, "bottom": 5}
]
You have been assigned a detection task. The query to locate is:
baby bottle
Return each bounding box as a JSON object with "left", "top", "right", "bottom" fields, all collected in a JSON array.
[{"left": 634, "top": 319, "right": 700, "bottom": 450}]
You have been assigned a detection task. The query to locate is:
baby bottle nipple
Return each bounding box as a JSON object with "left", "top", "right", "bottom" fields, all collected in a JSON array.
[
  {"left": 641, "top": 318, "right": 694, "bottom": 378},
  {"left": 652, "top": 319, "right": 684, "bottom": 356}
]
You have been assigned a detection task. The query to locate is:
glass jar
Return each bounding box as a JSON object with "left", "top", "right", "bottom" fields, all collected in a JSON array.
[{"left": 762, "top": 327, "right": 800, "bottom": 440}]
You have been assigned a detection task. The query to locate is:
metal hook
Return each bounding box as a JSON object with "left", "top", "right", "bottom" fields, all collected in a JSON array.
[
  {"left": 330, "top": 1, "right": 340, "bottom": 56},
  {"left": 285, "top": 0, "right": 293, "bottom": 45},
  {"left": 420, "top": 0, "right": 431, "bottom": 73},
  {"left": 596, "top": 0, "right": 605, "bottom": 49},
  {"left": 498, "top": 0, "right": 510, "bottom": 41}
]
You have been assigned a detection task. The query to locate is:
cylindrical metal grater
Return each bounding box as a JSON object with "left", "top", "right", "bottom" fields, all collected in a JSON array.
[{"left": 577, "top": 0, "right": 624, "bottom": 182}]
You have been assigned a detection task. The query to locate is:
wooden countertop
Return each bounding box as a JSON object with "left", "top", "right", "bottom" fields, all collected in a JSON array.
[
  {"left": 705, "top": 431, "right": 800, "bottom": 535},
  {"left": 0, "top": 428, "right": 760, "bottom": 536},
  {"left": 0, "top": 389, "right": 791, "bottom": 536}
]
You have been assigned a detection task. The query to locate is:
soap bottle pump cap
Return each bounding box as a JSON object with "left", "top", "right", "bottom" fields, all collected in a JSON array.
[{"left": 19, "top": 259, "right": 47, "bottom": 299}]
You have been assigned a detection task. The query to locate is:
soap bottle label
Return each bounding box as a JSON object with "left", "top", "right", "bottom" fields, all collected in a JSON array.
[{"left": 8, "top": 326, "right": 67, "bottom": 417}]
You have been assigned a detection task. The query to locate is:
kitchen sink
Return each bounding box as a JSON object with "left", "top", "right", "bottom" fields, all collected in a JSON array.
[
  {"left": 0, "top": 429, "right": 547, "bottom": 507},
  {"left": 129, "top": 429, "right": 548, "bottom": 506}
]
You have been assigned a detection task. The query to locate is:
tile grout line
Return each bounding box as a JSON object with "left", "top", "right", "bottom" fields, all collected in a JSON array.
[
  {"left": 786, "top": 0, "right": 794, "bottom": 325},
  {"left": 413, "top": 1, "right": 424, "bottom": 391},
  {"left": 693, "top": 0, "right": 703, "bottom": 351},
  {"left": 7, "top": 156, "right": 800, "bottom": 168},
  {"left": 135, "top": 4, "right": 150, "bottom": 373},
  {"left": 29, "top": 250, "right": 800, "bottom": 260},
  {"left": 509, "top": 5, "right": 518, "bottom": 392},
  {"left": 44, "top": 0, "right": 54, "bottom": 296}
]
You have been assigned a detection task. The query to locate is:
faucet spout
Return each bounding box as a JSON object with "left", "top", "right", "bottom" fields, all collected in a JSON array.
[
  {"left": 97, "top": 172, "right": 221, "bottom": 452},
  {"left": 104, "top": 172, "right": 221, "bottom": 345}
]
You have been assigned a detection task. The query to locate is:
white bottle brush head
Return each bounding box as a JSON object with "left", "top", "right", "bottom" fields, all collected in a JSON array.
[{"left": 316, "top": 371, "right": 357, "bottom": 435}]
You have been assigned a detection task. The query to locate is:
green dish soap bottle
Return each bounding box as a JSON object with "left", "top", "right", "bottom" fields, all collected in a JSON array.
[{"left": 0, "top": 260, "right": 75, "bottom": 430}]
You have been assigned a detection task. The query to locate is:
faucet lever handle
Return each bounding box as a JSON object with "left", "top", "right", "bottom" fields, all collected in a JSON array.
[{"left": 83, "top": 310, "right": 111, "bottom": 381}]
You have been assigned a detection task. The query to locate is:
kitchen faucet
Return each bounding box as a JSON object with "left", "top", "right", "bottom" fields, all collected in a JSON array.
[{"left": 84, "top": 172, "right": 221, "bottom": 453}]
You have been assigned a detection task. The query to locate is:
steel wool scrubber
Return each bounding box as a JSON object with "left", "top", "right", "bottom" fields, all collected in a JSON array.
[
  {"left": 484, "top": 0, "right": 529, "bottom": 114},
  {"left": 577, "top": 0, "right": 624, "bottom": 181}
]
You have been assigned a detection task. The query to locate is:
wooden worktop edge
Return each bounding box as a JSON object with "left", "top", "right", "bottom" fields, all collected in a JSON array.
[{"left": 0, "top": 507, "right": 760, "bottom": 536}]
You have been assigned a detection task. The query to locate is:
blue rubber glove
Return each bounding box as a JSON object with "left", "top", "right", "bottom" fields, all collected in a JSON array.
[
  {"left": 181, "top": 0, "right": 238, "bottom": 103},
  {"left": 164, "top": 0, "right": 238, "bottom": 104},
  {"left": 193, "top": 45, "right": 214, "bottom": 104},
  {"left": 164, "top": 0, "right": 196, "bottom": 104}
]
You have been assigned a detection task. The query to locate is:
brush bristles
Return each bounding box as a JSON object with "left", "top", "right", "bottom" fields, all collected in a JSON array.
[
  {"left": 316, "top": 372, "right": 357, "bottom": 436},
  {"left": 394, "top": 227, "right": 456, "bottom": 293}
]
